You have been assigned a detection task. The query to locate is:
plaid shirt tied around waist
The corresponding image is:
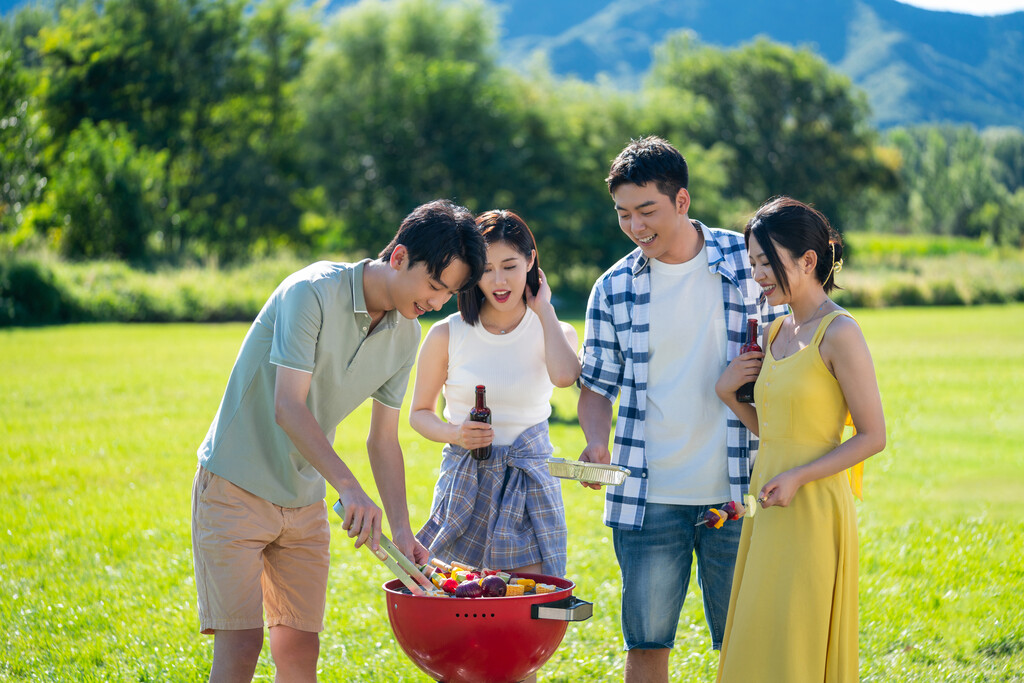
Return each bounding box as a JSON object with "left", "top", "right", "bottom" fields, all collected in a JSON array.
[
  {"left": 416, "top": 421, "right": 567, "bottom": 576},
  {"left": 579, "top": 222, "right": 787, "bottom": 532}
]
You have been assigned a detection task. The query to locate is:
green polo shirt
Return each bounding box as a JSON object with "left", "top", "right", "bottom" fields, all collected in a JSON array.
[{"left": 197, "top": 259, "right": 420, "bottom": 507}]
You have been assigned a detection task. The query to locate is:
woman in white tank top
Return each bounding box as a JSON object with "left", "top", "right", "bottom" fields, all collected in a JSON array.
[{"left": 410, "top": 210, "right": 580, "bottom": 580}]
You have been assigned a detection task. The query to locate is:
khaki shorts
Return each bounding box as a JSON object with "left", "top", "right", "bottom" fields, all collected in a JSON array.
[{"left": 191, "top": 466, "right": 330, "bottom": 634}]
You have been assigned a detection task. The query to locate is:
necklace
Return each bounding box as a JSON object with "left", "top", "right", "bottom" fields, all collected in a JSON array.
[
  {"left": 482, "top": 307, "right": 527, "bottom": 335},
  {"left": 793, "top": 298, "right": 830, "bottom": 327},
  {"left": 779, "top": 299, "right": 831, "bottom": 357}
]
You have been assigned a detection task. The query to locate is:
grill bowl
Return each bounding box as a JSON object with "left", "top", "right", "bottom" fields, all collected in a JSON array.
[{"left": 383, "top": 573, "right": 587, "bottom": 683}]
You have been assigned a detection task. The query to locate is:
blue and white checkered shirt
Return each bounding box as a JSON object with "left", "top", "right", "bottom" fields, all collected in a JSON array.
[{"left": 579, "top": 221, "right": 787, "bottom": 531}]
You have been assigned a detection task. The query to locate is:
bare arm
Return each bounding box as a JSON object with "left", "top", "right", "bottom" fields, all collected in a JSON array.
[
  {"left": 527, "top": 268, "right": 582, "bottom": 387},
  {"left": 274, "top": 365, "right": 383, "bottom": 550},
  {"left": 716, "top": 321, "right": 777, "bottom": 435},
  {"left": 759, "top": 317, "right": 886, "bottom": 507},
  {"left": 408, "top": 321, "right": 493, "bottom": 450},
  {"left": 365, "top": 400, "right": 431, "bottom": 574},
  {"left": 715, "top": 350, "right": 763, "bottom": 436},
  {"left": 577, "top": 384, "right": 614, "bottom": 491}
]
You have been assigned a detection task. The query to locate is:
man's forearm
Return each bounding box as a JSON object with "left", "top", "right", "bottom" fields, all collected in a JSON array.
[
  {"left": 367, "top": 439, "right": 413, "bottom": 530},
  {"left": 577, "top": 385, "right": 614, "bottom": 449}
]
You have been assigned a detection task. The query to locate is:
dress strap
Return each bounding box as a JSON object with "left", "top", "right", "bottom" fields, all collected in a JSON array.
[
  {"left": 767, "top": 315, "right": 788, "bottom": 346},
  {"left": 763, "top": 316, "right": 788, "bottom": 361},
  {"left": 811, "top": 310, "right": 853, "bottom": 347}
]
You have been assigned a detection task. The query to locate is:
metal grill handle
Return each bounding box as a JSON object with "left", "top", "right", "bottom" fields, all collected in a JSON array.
[{"left": 530, "top": 595, "right": 593, "bottom": 622}]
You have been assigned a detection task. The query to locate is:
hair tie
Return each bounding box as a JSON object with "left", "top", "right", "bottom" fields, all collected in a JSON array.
[{"left": 823, "top": 242, "right": 843, "bottom": 286}]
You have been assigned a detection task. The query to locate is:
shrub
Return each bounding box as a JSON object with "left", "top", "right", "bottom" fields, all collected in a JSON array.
[
  {"left": 0, "top": 255, "right": 77, "bottom": 325},
  {"left": 833, "top": 285, "right": 883, "bottom": 309},
  {"left": 1, "top": 241, "right": 1022, "bottom": 325},
  {"left": 45, "top": 252, "right": 308, "bottom": 324},
  {"left": 930, "top": 281, "right": 970, "bottom": 306},
  {"left": 882, "top": 281, "right": 932, "bottom": 306}
]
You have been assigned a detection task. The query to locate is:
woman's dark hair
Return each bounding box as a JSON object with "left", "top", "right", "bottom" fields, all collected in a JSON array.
[
  {"left": 605, "top": 135, "right": 689, "bottom": 200},
  {"left": 379, "top": 199, "right": 486, "bottom": 291},
  {"left": 744, "top": 196, "right": 844, "bottom": 295},
  {"left": 457, "top": 210, "right": 540, "bottom": 326}
]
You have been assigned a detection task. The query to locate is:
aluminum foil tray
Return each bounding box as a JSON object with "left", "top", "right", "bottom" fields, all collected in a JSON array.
[{"left": 546, "top": 458, "right": 631, "bottom": 486}]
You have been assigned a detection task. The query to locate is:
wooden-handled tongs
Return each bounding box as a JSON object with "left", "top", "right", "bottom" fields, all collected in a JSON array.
[{"left": 331, "top": 500, "right": 441, "bottom": 596}]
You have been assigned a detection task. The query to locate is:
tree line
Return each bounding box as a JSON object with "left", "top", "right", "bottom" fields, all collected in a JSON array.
[{"left": 1, "top": 0, "right": 1022, "bottom": 298}]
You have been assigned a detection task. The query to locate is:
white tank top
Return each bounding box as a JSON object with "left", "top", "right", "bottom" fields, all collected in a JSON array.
[{"left": 441, "top": 308, "right": 554, "bottom": 446}]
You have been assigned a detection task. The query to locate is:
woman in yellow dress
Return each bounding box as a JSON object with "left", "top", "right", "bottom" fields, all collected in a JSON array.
[{"left": 714, "top": 196, "right": 886, "bottom": 682}]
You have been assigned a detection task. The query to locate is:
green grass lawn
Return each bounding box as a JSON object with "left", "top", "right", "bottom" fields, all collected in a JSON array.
[{"left": 2, "top": 306, "right": 1023, "bottom": 681}]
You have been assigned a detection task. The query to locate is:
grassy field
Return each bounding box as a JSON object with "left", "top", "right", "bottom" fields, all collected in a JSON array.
[{"left": 1, "top": 306, "right": 1023, "bottom": 681}]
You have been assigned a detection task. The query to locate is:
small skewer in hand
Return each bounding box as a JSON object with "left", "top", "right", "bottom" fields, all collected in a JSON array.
[{"left": 694, "top": 501, "right": 744, "bottom": 528}]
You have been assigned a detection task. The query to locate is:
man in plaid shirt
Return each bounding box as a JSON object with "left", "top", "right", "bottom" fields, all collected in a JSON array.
[{"left": 577, "top": 136, "right": 785, "bottom": 682}]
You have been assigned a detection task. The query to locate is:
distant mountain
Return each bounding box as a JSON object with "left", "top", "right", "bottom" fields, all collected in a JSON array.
[
  {"left": 490, "top": 0, "right": 1024, "bottom": 129},
  {"left": 3, "top": 0, "right": 1021, "bottom": 128}
]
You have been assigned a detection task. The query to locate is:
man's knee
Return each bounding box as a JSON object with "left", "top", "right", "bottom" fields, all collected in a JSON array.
[{"left": 269, "top": 625, "right": 320, "bottom": 669}]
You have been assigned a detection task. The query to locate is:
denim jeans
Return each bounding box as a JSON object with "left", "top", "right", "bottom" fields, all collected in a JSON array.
[{"left": 612, "top": 502, "right": 741, "bottom": 650}]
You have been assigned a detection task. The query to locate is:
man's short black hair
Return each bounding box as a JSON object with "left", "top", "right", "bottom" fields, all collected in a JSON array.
[
  {"left": 379, "top": 200, "right": 486, "bottom": 291},
  {"left": 606, "top": 136, "right": 689, "bottom": 200}
]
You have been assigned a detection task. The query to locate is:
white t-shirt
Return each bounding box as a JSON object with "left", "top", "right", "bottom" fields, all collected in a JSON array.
[
  {"left": 644, "top": 249, "right": 731, "bottom": 504},
  {"left": 441, "top": 308, "right": 554, "bottom": 446}
]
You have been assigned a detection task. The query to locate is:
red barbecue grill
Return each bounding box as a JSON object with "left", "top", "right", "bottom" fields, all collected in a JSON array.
[
  {"left": 383, "top": 573, "right": 592, "bottom": 683},
  {"left": 333, "top": 500, "right": 593, "bottom": 682}
]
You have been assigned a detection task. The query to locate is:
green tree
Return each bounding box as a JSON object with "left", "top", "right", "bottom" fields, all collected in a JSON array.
[
  {"left": 0, "top": 33, "right": 46, "bottom": 242},
  {"left": 4, "top": 2, "right": 56, "bottom": 69},
  {"left": 297, "top": 0, "right": 537, "bottom": 249},
  {"left": 29, "top": 0, "right": 322, "bottom": 261},
  {"left": 50, "top": 120, "right": 169, "bottom": 260},
  {"left": 194, "top": 0, "right": 319, "bottom": 260},
  {"left": 884, "top": 125, "right": 1021, "bottom": 243},
  {"left": 649, "top": 34, "right": 896, "bottom": 228},
  {"left": 983, "top": 126, "right": 1024, "bottom": 193},
  {"left": 504, "top": 71, "right": 736, "bottom": 295},
  {"left": 33, "top": 0, "right": 244, "bottom": 256},
  {"left": 296, "top": 0, "right": 733, "bottom": 299},
  {"left": 33, "top": 0, "right": 247, "bottom": 155}
]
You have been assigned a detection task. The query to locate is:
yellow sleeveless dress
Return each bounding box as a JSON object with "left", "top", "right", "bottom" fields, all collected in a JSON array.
[{"left": 717, "top": 311, "right": 859, "bottom": 683}]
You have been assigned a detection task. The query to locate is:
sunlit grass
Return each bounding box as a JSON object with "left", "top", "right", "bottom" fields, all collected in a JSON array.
[{"left": 1, "top": 306, "right": 1022, "bottom": 680}]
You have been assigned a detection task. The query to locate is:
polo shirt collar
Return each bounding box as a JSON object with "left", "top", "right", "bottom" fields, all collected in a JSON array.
[
  {"left": 351, "top": 259, "right": 370, "bottom": 313},
  {"left": 350, "top": 258, "right": 398, "bottom": 330}
]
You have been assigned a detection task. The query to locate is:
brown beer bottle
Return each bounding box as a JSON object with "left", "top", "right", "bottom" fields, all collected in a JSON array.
[
  {"left": 736, "top": 318, "right": 761, "bottom": 403},
  {"left": 469, "top": 385, "right": 492, "bottom": 461}
]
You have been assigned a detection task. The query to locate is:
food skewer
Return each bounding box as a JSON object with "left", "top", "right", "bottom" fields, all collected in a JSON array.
[{"left": 694, "top": 501, "right": 744, "bottom": 528}]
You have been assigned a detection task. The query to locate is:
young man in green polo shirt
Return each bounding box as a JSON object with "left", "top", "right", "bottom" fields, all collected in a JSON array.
[{"left": 191, "top": 199, "right": 486, "bottom": 682}]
